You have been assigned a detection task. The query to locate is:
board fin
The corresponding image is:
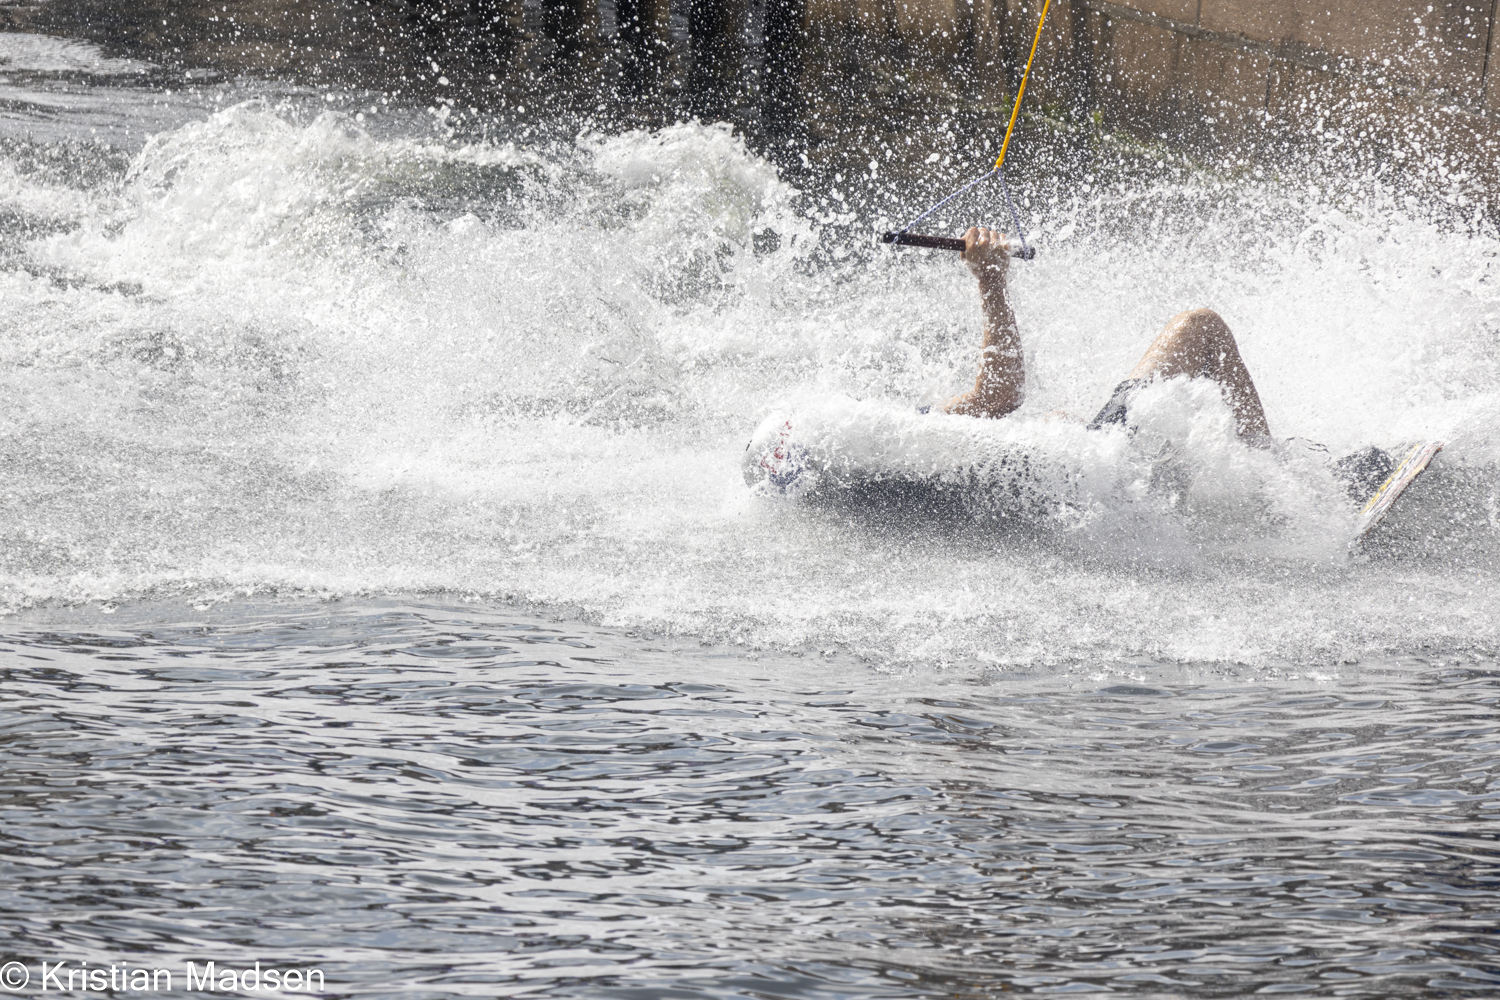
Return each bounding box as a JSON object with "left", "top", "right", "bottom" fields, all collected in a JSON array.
[{"left": 1350, "top": 440, "right": 1443, "bottom": 546}]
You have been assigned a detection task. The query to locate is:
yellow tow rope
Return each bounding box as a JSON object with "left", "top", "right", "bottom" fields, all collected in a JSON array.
[
  {"left": 883, "top": 0, "right": 1054, "bottom": 251},
  {"left": 995, "top": 0, "right": 1053, "bottom": 170}
]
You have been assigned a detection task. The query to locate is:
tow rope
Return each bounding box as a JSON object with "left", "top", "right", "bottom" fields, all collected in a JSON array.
[{"left": 881, "top": 0, "right": 1053, "bottom": 258}]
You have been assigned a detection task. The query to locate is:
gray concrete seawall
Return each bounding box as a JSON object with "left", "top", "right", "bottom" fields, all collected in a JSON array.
[{"left": 798, "top": 0, "right": 1500, "bottom": 194}]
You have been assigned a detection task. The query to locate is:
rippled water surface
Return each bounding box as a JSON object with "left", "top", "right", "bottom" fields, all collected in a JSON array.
[{"left": 2, "top": 600, "right": 1498, "bottom": 998}]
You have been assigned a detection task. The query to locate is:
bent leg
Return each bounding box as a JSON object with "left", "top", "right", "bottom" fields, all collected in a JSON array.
[{"left": 1128, "top": 308, "right": 1270, "bottom": 440}]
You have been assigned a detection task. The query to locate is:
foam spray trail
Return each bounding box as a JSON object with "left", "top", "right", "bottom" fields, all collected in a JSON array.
[{"left": 1, "top": 101, "right": 1497, "bottom": 665}]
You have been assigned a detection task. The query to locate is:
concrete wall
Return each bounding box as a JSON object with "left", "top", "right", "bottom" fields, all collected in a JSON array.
[
  {"left": 805, "top": 0, "right": 1500, "bottom": 183},
  {"left": 1074, "top": 1, "right": 1495, "bottom": 156},
  {"left": 14, "top": 0, "right": 1500, "bottom": 192}
]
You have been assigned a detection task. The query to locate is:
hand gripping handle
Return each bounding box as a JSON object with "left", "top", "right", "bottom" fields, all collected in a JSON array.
[{"left": 880, "top": 231, "right": 1036, "bottom": 259}]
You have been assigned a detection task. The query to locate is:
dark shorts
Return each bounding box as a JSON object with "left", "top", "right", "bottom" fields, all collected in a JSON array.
[{"left": 1087, "top": 377, "right": 1146, "bottom": 430}]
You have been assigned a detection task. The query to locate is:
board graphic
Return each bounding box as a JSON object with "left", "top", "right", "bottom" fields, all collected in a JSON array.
[{"left": 1351, "top": 441, "right": 1444, "bottom": 544}]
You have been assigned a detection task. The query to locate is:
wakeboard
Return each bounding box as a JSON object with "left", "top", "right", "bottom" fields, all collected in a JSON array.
[{"left": 1350, "top": 441, "right": 1444, "bottom": 545}]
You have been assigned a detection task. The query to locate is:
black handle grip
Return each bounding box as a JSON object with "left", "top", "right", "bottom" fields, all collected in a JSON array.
[
  {"left": 882, "top": 231, "right": 966, "bottom": 251},
  {"left": 881, "top": 231, "right": 1036, "bottom": 259}
]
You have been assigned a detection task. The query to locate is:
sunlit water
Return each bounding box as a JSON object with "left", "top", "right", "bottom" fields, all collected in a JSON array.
[{"left": 2, "top": 28, "right": 1499, "bottom": 998}]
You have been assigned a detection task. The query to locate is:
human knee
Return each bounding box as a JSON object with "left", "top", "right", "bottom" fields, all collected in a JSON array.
[
  {"left": 1132, "top": 308, "right": 1240, "bottom": 380},
  {"left": 1171, "top": 307, "right": 1227, "bottom": 333},
  {"left": 1169, "top": 308, "right": 1234, "bottom": 350}
]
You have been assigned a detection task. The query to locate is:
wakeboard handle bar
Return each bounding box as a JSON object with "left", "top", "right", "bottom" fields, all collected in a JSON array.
[{"left": 881, "top": 231, "right": 1036, "bottom": 259}]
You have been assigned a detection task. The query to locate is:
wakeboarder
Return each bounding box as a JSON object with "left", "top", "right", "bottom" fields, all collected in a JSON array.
[{"left": 944, "top": 226, "right": 1271, "bottom": 443}]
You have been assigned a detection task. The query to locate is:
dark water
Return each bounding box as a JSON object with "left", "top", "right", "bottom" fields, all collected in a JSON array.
[{"left": 2, "top": 600, "right": 1498, "bottom": 998}]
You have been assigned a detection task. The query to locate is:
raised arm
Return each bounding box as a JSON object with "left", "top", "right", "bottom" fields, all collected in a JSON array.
[{"left": 942, "top": 227, "right": 1024, "bottom": 419}]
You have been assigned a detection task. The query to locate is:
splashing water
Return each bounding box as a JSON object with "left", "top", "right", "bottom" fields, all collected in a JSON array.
[{"left": 2, "top": 98, "right": 1498, "bottom": 666}]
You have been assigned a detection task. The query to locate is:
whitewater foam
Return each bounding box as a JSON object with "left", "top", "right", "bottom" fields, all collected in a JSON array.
[
  {"left": 0, "top": 32, "right": 153, "bottom": 76},
  {"left": 2, "top": 102, "right": 1497, "bottom": 664}
]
